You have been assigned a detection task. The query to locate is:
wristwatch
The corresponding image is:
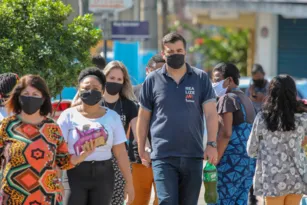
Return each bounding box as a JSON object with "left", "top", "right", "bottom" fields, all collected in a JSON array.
[{"left": 207, "top": 141, "right": 217, "bottom": 148}]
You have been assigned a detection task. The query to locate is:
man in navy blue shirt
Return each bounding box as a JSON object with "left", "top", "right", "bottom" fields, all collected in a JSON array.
[{"left": 136, "top": 32, "right": 219, "bottom": 205}]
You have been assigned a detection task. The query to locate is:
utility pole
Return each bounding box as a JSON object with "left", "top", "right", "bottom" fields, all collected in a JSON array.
[
  {"left": 134, "top": 0, "right": 140, "bottom": 20},
  {"left": 78, "top": 0, "right": 83, "bottom": 16},
  {"left": 161, "top": 0, "right": 168, "bottom": 36},
  {"left": 101, "top": 12, "right": 113, "bottom": 59},
  {"left": 141, "top": 0, "right": 158, "bottom": 51}
]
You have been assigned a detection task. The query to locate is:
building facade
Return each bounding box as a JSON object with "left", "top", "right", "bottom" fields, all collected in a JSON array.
[{"left": 187, "top": 0, "right": 307, "bottom": 77}]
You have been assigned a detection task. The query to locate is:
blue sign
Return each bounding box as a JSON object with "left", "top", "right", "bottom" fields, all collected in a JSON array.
[
  {"left": 111, "top": 21, "right": 149, "bottom": 40},
  {"left": 113, "top": 41, "right": 139, "bottom": 85}
]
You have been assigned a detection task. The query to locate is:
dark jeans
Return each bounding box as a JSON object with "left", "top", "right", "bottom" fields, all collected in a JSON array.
[
  {"left": 152, "top": 157, "right": 203, "bottom": 205},
  {"left": 67, "top": 160, "right": 114, "bottom": 205}
]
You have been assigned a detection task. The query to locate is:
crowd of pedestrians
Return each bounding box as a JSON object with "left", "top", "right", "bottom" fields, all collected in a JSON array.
[{"left": 0, "top": 32, "right": 307, "bottom": 205}]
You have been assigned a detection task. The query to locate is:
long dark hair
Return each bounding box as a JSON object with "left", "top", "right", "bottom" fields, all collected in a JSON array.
[{"left": 263, "top": 74, "right": 299, "bottom": 132}]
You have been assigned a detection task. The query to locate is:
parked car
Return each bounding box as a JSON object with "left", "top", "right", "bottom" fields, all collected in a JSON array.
[{"left": 51, "top": 87, "right": 77, "bottom": 120}]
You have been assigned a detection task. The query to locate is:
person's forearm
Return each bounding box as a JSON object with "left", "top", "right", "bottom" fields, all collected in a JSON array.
[
  {"left": 114, "top": 147, "right": 133, "bottom": 185},
  {"left": 56, "top": 167, "right": 62, "bottom": 178},
  {"left": 70, "top": 154, "right": 87, "bottom": 165},
  {"left": 131, "top": 117, "right": 150, "bottom": 149},
  {"left": 217, "top": 134, "right": 231, "bottom": 163},
  {"left": 206, "top": 113, "right": 218, "bottom": 142},
  {"left": 136, "top": 118, "right": 150, "bottom": 154}
]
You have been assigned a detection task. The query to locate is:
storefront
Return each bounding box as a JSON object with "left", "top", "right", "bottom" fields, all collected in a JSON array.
[{"left": 187, "top": 0, "right": 307, "bottom": 76}]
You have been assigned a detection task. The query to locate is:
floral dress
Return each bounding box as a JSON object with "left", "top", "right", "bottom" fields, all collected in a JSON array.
[
  {"left": 247, "top": 112, "right": 307, "bottom": 196},
  {"left": 0, "top": 116, "right": 73, "bottom": 205}
]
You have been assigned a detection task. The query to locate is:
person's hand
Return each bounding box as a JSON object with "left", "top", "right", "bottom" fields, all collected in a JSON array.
[
  {"left": 139, "top": 148, "right": 151, "bottom": 167},
  {"left": 141, "top": 159, "right": 151, "bottom": 168},
  {"left": 77, "top": 140, "right": 96, "bottom": 161},
  {"left": 141, "top": 151, "right": 151, "bottom": 168},
  {"left": 204, "top": 146, "right": 218, "bottom": 165},
  {"left": 124, "top": 182, "right": 135, "bottom": 205}
]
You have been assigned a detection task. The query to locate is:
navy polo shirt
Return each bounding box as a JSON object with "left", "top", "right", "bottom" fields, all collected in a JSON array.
[{"left": 139, "top": 63, "right": 216, "bottom": 160}]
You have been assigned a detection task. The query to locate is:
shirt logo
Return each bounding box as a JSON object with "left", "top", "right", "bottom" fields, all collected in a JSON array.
[
  {"left": 185, "top": 87, "right": 195, "bottom": 103},
  {"left": 74, "top": 124, "right": 108, "bottom": 155}
]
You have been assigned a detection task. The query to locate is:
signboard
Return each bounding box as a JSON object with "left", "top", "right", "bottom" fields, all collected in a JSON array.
[
  {"left": 89, "top": 0, "right": 133, "bottom": 13},
  {"left": 209, "top": 10, "right": 239, "bottom": 19},
  {"left": 111, "top": 21, "right": 149, "bottom": 40}
]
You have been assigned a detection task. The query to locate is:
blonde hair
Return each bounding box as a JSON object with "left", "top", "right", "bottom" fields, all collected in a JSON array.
[{"left": 103, "top": 61, "right": 136, "bottom": 101}]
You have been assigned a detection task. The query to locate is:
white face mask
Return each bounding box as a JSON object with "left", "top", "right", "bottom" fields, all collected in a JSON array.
[{"left": 212, "top": 80, "right": 227, "bottom": 97}]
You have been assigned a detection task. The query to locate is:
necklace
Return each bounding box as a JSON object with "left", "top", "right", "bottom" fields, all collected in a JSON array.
[
  {"left": 104, "top": 99, "right": 125, "bottom": 126},
  {"left": 104, "top": 100, "right": 118, "bottom": 110}
]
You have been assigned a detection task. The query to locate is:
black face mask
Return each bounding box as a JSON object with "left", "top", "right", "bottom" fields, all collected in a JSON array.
[
  {"left": 253, "top": 79, "right": 265, "bottom": 88},
  {"left": 80, "top": 90, "right": 102, "bottom": 106},
  {"left": 19, "top": 96, "right": 44, "bottom": 115},
  {"left": 166, "top": 54, "right": 185, "bottom": 69},
  {"left": 105, "top": 82, "right": 123, "bottom": 96}
]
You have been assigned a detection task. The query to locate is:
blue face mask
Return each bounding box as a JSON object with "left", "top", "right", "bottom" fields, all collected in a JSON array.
[{"left": 212, "top": 80, "right": 228, "bottom": 97}]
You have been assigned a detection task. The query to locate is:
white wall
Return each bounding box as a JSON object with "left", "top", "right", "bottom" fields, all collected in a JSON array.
[{"left": 255, "top": 13, "right": 278, "bottom": 77}]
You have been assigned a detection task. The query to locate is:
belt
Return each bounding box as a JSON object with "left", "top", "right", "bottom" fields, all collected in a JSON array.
[
  {"left": 82, "top": 159, "right": 112, "bottom": 164},
  {"left": 81, "top": 160, "right": 112, "bottom": 177}
]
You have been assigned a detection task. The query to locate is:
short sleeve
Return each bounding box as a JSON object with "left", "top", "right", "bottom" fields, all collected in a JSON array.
[
  {"left": 53, "top": 125, "right": 74, "bottom": 170},
  {"left": 133, "top": 84, "right": 142, "bottom": 102},
  {"left": 57, "top": 110, "right": 71, "bottom": 142},
  {"left": 217, "top": 94, "right": 240, "bottom": 114},
  {"left": 247, "top": 113, "right": 262, "bottom": 158},
  {"left": 201, "top": 72, "right": 216, "bottom": 105},
  {"left": 139, "top": 78, "right": 154, "bottom": 111},
  {"left": 126, "top": 100, "right": 138, "bottom": 124},
  {"left": 112, "top": 113, "right": 127, "bottom": 146},
  {"left": 299, "top": 112, "right": 307, "bottom": 135}
]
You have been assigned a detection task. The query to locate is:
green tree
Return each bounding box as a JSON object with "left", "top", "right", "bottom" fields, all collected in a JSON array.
[
  {"left": 171, "top": 22, "right": 249, "bottom": 75},
  {"left": 0, "top": 0, "right": 101, "bottom": 96}
]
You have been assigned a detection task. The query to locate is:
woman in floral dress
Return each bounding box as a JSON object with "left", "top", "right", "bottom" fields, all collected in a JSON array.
[
  {"left": 0, "top": 75, "right": 94, "bottom": 205},
  {"left": 247, "top": 74, "right": 307, "bottom": 205}
]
